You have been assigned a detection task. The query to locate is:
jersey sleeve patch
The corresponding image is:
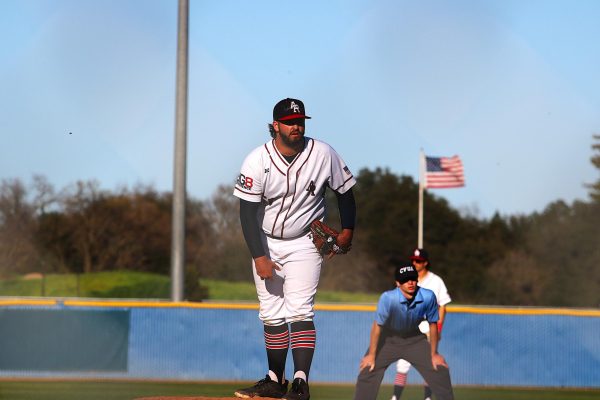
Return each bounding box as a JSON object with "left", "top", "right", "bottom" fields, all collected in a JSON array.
[
  {"left": 236, "top": 173, "right": 255, "bottom": 190},
  {"left": 324, "top": 143, "right": 356, "bottom": 193},
  {"left": 233, "top": 145, "right": 266, "bottom": 202}
]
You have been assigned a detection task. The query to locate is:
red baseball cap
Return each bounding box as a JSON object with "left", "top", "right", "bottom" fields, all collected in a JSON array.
[{"left": 410, "top": 248, "right": 429, "bottom": 262}]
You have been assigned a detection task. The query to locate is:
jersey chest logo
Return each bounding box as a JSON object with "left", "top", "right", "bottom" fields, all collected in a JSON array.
[{"left": 306, "top": 180, "right": 316, "bottom": 196}]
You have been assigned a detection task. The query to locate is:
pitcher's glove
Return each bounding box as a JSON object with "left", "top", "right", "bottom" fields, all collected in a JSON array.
[{"left": 309, "top": 220, "right": 351, "bottom": 256}]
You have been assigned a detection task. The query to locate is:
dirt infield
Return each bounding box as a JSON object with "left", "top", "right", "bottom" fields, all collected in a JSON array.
[{"left": 135, "top": 397, "right": 281, "bottom": 400}]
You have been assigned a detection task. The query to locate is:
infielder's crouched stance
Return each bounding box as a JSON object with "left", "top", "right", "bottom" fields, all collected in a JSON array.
[
  {"left": 233, "top": 98, "right": 356, "bottom": 400},
  {"left": 354, "top": 265, "right": 454, "bottom": 400}
]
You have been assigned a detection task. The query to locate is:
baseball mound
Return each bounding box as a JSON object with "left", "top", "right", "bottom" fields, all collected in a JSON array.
[{"left": 135, "top": 397, "right": 281, "bottom": 400}]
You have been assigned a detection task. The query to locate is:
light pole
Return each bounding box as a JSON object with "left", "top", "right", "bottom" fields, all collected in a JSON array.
[{"left": 171, "top": 0, "right": 189, "bottom": 302}]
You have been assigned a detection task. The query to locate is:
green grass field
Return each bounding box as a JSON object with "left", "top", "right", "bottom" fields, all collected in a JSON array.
[{"left": 0, "top": 381, "right": 598, "bottom": 400}]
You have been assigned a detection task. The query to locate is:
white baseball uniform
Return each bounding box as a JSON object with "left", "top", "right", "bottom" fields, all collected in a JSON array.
[
  {"left": 397, "top": 270, "right": 451, "bottom": 374},
  {"left": 234, "top": 136, "right": 355, "bottom": 325}
]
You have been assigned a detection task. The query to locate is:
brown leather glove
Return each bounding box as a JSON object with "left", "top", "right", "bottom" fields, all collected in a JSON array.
[{"left": 309, "top": 220, "right": 351, "bottom": 256}]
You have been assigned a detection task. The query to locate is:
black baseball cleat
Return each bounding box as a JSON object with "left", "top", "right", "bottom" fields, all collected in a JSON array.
[
  {"left": 234, "top": 375, "right": 289, "bottom": 398},
  {"left": 282, "top": 377, "right": 310, "bottom": 400}
]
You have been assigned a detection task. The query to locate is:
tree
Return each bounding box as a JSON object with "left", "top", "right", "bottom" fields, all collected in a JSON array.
[
  {"left": 0, "top": 178, "right": 41, "bottom": 275},
  {"left": 35, "top": 181, "right": 203, "bottom": 275},
  {"left": 36, "top": 211, "right": 74, "bottom": 273},
  {"left": 521, "top": 200, "right": 600, "bottom": 307},
  {"left": 198, "top": 185, "right": 252, "bottom": 281},
  {"left": 58, "top": 180, "right": 110, "bottom": 273},
  {"left": 588, "top": 134, "right": 600, "bottom": 202},
  {"left": 31, "top": 174, "right": 57, "bottom": 215},
  {"left": 349, "top": 168, "right": 518, "bottom": 302}
]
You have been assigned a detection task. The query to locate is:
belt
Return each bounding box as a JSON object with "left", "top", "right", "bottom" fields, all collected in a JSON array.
[
  {"left": 385, "top": 328, "right": 422, "bottom": 339},
  {"left": 265, "top": 228, "right": 310, "bottom": 241}
]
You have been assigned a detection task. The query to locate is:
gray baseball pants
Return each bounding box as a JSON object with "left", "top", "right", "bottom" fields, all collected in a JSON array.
[{"left": 353, "top": 332, "right": 454, "bottom": 400}]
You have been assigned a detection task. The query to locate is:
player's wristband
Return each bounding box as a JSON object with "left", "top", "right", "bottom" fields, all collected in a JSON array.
[{"left": 437, "top": 321, "right": 443, "bottom": 333}]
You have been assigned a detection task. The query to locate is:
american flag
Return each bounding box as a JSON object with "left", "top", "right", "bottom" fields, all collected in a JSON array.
[{"left": 425, "top": 155, "right": 465, "bottom": 189}]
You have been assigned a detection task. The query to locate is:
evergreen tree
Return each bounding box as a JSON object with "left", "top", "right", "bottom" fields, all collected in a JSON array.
[{"left": 588, "top": 134, "right": 600, "bottom": 202}]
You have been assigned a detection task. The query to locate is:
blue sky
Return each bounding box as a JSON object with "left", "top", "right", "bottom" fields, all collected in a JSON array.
[{"left": 1, "top": 0, "right": 599, "bottom": 218}]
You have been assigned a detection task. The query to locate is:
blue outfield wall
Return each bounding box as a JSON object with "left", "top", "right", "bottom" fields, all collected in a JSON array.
[{"left": 0, "top": 299, "right": 599, "bottom": 388}]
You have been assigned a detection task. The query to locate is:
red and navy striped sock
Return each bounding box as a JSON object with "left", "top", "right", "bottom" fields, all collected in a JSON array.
[
  {"left": 264, "top": 324, "right": 289, "bottom": 384},
  {"left": 290, "top": 321, "right": 316, "bottom": 381},
  {"left": 393, "top": 372, "right": 407, "bottom": 397}
]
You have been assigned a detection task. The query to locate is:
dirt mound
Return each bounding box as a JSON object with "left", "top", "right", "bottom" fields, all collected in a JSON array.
[{"left": 135, "top": 397, "right": 281, "bottom": 400}]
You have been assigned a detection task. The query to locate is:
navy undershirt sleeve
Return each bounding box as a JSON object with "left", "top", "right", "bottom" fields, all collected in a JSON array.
[
  {"left": 239, "top": 199, "right": 265, "bottom": 258},
  {"left": 335, "top": 188, "right": 356, "bottom": 230}
]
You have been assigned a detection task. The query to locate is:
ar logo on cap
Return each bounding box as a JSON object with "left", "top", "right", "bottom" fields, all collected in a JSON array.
[
  {"left": 414, "top": 249, "right": 421, "bottom": 257},
  {"left": 290, "top": 101, "right": 300, "bottom": 113},
  {"left": 399, "top": 266, "right": 415, "bottom": 274}
]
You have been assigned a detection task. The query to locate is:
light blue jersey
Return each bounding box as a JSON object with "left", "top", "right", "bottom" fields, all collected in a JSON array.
[{"left": 375, "top": 287, "right": 439, "bottom": 334}]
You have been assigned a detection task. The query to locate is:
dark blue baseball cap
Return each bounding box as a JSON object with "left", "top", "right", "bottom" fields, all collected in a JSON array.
[
  {"left": 273, "top": 98, "right": 311, "bottom": 121},
  {"left": 395, "top": 265, "right": 418, "bottom": 283}
]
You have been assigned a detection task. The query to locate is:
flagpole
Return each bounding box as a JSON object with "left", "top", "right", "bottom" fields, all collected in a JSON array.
[{"left": 418, "top": 149, "right": 425, "bottom": 248}]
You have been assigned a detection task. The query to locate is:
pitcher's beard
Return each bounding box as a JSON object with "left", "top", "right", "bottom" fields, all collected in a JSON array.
[{"left": 280, "top": 132, "right": 305, "bottom": 150}]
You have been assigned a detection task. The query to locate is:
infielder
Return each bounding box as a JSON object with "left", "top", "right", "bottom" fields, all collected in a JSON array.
[
  {"left": 233, "top": 98, "right": 356, "bottom": 400},
  {"left": 354, "top": 264, "right": 454, "bottom": 400},
  {"left": 392, "top": 248, "right": 451, "bottom": 400}
]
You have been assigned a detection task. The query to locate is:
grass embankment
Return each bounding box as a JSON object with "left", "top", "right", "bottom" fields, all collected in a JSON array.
[{"left": 0, "top": 271, "right": 380, "bottom": 303}]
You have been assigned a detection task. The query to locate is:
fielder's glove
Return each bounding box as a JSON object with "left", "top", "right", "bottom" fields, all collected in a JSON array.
[{"left": 309, "top": 220, "right": 351, "bottom": 256}]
